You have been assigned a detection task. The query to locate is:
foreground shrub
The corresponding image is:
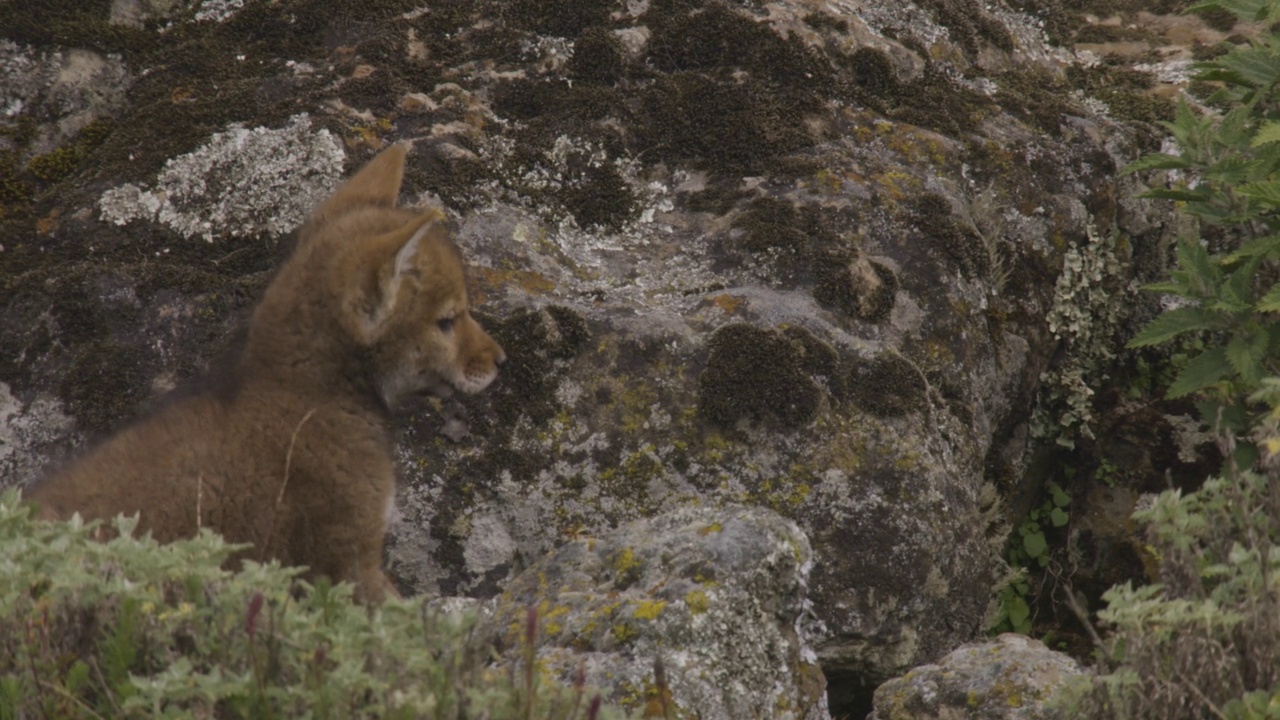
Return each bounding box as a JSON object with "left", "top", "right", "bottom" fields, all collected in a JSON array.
[
  {"left": 1057, "top": 458, "right": 1280, "bottom": 718},
  {"left": 0, "top": 490, "right": 625, "bottom": 719}
]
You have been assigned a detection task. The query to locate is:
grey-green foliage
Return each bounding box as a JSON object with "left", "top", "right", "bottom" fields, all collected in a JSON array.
[
  {"left": 1054, "top": 463, "right": 1280, "bottom": 719},
  {"left": 1055, "top": 1, "right": 1280, "bottom": 716},
  {"left": 0, "top": 490, "right": 630, "bottom": 720}
]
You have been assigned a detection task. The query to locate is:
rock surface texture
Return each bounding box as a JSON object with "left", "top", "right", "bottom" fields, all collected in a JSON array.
[
  {"left": 0, "top": 0, "right": 1184, "bottom": 714},
  {"left": 868, "top": 633, "right": 1083, "bottom": 720},
  {"left": 480, "top": 503, "right": 828, "bottom": 720}
]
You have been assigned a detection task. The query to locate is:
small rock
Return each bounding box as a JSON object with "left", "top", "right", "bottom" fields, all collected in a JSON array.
[
  {"left": 398, "top": 92, "right": 437, "bottom": 114},
  {"left": 868, "top": 634, "right": 1083, "bottom": 720}
]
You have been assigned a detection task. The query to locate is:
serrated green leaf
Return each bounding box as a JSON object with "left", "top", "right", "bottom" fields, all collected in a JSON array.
[
  {"left": 1168, "top": 346, "right": 1232, "bottom": 398},
  {"left": 1195, "top": 399, "right": 1250, "bottom": 432},
  {"left": 1167, "top": 97, "right": 1204, "bottom": 148},
  {"left": 1140, "top": 188, "right": 1212, "bottom": 202},
  {"left": 1187, "top": 0, "right": 1272, "bottom": 22},
  {"left": 1219, "top": 107, "right": 1254, "bottom": 148},
  {"left": 1206, "top": 153, "right": 1253, "bottom": 184},
  {"left": 1218, "top": 47, "right": 1280, "bottom": 88},
  {"left": 1127, "top": 307, "right": 1224, "bottom": 348},
  {"left": 1140, "top": 280, "right": 1191, "bottom": 294},
  {"left": 1238, "top": 180, "right": 1280, "bottom": 207},
  {"left": 1257, "top": 282, "right": 1280, "bottom": 311},
  {"left": 1178, "top": 237, "right": 1220, "bottom": 295},
  {"left": 1226, "top": 327, "right": 1268, "bottom": 384},
  {"left": 1225, "top": 234, "right": 1280, "bottom": 262},
  {"left": 1215, "top": 255, "right": 1261, "bottom": 310},
  {"left": 1122, "top": 153, "right": 1193, "bottom": 173},
  {"left": 1252, "top": 121, "right": 1280, "bottom": 147}
]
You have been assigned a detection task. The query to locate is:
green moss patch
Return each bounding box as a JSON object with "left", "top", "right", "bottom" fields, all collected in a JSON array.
[
  {"left": 567, "top": 26, "right": 628, "bottom": 84},
  {"left": 731, "top": 197, "right": 899, "bottom": 322},
  {"left": 845, "top": 353, "right": 927, "bottom": 417},
  {"left": 0, "top": 0, "right": 158, "bottom": 58},
  {"left": 994, "top": 68, "right": 1075, "bottom": 134},
  {"left": 842, "top": 47, "right": 992, "bottom": 136},
  {"left": 813, "top": 253, "right": 899, "bottom": 323},
  {"left": 846, "top": 47, "right": 899, "bottom": 96},
  {"left": 645, "top": 2, "right": 834, "bottom": 90},
  {"left": 697, "top": 324, "right": 822, "bottom": 429},
  {"left": 637, "top": 73, "right": 816, "bottom": 175},
  {"left": 912, "top": 192, "right": 987, "bottom": 279},
  {"left": 504, "top": 0, "right": 614, "bottom": 37},
  {"left": 917, "top": 0, "right": 1014, "bottom": 55},
  {"left": 58, "top": 339, "right": 151, "bottom": 434},
  {"left": 24, "top": 119, "right": 114, "bottom": 184},
  {"left": 484, "top": 306, "right": 591, "bottom": 429},
  {"left": 1067, "top": 62, "right": 1174, "bottom": 128}
]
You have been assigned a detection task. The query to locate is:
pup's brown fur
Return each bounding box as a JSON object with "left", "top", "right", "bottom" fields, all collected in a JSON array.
[{"left": 26, "top": 145, "right": 505, "bottom": 602}]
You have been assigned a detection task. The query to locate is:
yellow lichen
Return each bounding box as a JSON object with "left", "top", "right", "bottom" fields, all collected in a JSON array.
[
  {"left": 611, "top": 622, "right": 636, "bottom": 644},
  {"left": 613, "top": 548, "right": 640, "bottom": 575},
  {"left": 631, "top": 599, "right": 667, "bottom": 621},
  {"left": 684, "top": 589, "right": 710, "bottom": 615}
]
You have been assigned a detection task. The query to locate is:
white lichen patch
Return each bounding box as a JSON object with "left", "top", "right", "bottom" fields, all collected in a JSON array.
[
  {"left": 98, "top": 114, "right": 345, "bottom": 242},
  {"left": 0, "top": 384, "right": 77, "bottom": 490},
  {"left": 461, "top": 512, "right": 517, "bottom": 575},
  {"left": 193, "top": 0, "right": 244, "bottom": 22}
]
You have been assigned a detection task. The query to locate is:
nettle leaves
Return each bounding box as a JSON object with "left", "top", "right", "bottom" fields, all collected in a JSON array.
[
  {"left": 1126, "top": 236, "right": 1279, "bottom": 398},
  {"left": 1124, "top": 4, "right": 1280, "bottom": 403}
]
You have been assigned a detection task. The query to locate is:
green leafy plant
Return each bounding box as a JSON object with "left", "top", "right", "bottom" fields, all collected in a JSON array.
[
  {"left": 1054, "top": 455, "right": 1280, "bottom": 718},
  {"left": 1124, "top": 0, "right": 1280, "bottom": 417},
  {"left": 1056, "top": 3, "right": 1280, "bottom": 713},
  {"left": 0, "top": 490, "right": 632, "bottom": 719},
  {"left": 991, "top": 482, "right": 1072, "bottom": 634}
]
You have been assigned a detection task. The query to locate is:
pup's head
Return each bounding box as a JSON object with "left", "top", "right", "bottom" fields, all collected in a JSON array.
[{"left": 303, "top": 144, "right": 505, "bottom": 405}]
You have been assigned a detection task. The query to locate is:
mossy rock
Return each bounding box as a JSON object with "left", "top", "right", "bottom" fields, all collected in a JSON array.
[
  {"left": 697, "top": 323, "right": 823, "bottom": 429},
  {"left": 913, "top": 192, "right": 987, "bottom": 279},
  {"left": 58, "top": 339, "right": 151, "bottom": 434},
  {"left": 846, "top": 353, "right": 928, "bottom": 417},
  {"left": 483, "top": 306, "right": 591, "bottom": 429},
  {"left": 567, "top": 26, "right": 628, "bottom": 85},
  {"left": 813, "top": 252, "right": 899, "bottom": 324},
  {"left": 846, "top": 47, "right": 899, "bottom": 95}
]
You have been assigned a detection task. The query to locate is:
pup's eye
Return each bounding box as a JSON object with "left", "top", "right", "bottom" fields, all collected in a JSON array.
[{"left": 437, "top": 316, "right": 455, "bottom": 332}]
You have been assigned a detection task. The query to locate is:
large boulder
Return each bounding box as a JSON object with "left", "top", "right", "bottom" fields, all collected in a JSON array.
[{"left": 0, "top": 0, "right": 1178, "bottom": 713}]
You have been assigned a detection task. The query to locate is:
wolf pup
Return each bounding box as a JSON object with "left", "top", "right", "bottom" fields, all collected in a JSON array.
[{"left": 26, "top": 144, "right": 505, "bottom": 602}]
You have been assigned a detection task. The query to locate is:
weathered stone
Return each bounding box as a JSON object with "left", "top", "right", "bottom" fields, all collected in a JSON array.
[
  {"left": 868, "top": 634, "right": 1084, "bottom": 720},
  {"left": 478, "top": 504, "right": 829, "bottom": 720},
  {"left": 0, "top": 41, "right": 130, "bottom": 157}
]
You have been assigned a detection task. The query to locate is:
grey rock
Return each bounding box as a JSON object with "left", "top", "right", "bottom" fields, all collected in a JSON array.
[
  {"left": 868, "top": 634, "right": 1083, "bottom": 720},
  {"left": 0, "top": 41, "right": 130, "bottom": 157},
  {"left": 477, "top": 503, "right": 829, "bottom": 720}
]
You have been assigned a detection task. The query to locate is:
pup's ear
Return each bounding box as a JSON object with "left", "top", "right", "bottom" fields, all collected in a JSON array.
[
  {"left": 338, "top": 209, "right": 446, "bottom": 343},
  {"left": 304, "top": 144, "right": 409, "bottom": 231}
]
